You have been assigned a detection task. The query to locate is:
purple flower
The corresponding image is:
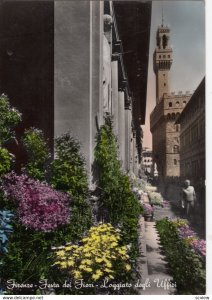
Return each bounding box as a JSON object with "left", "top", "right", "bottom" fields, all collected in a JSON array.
[
  {"left": 142, "top": 203, "right": 153, "bottom": 215},
  {"left": 190, "top": 239, "right": 206, "bottom": 256},
  {"left": 177, "top": 224, "right": 197, "bottom": 239},
  {"left": 2, "top": 172, "right": 71, "bottom": 232}
]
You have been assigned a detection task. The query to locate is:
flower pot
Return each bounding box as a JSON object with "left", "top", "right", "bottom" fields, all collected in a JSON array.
[{"left": 144, "top": 214, "right": 152, "bottom": 222}]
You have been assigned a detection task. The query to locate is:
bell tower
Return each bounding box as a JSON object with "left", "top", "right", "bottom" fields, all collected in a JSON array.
[{"left": 153, "top": 24, "right": 173, "bottom": 104}]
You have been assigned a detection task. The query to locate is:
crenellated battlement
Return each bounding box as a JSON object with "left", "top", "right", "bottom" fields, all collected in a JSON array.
[{"left": 163, "top": 91, "right": 192, "bottom": 98}]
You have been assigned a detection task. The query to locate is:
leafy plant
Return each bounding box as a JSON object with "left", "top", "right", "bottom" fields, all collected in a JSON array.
[
  {"left": 53, "top": 223, "right": 131, "bottom": 281},
  {"left": 2, "top": 172, "right": 71, "bottom": 232},
  {"left": 0, "top": 94, "right": 21, "bottom": 146},
  {"left": 0, "top": 210, "right": 14, "bottom": 255},
  {"left": 94, "top": 116, "right": 141, "bottom": 259},
  {"left": 0, "top": 148, "right": 12, "bottom": 177},
  {"left": 22, "top": 128, "right": 50, "bottom": 181},
  {"left": 50, "top": 133, "right": 91, "bottom": 242},
  {"left": 156, "top": 218, "right": 206, "bottom": 294}
]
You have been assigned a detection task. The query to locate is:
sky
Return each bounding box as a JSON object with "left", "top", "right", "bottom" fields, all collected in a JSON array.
[{"left": 142, "top": 0, "right": 205, "bottom": 149}]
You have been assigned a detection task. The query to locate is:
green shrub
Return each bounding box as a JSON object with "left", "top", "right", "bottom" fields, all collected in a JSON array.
[
  {"left": 22, "top": 128, "right": 50, "bottom": 180},
  {"left": 94, "top": 116, "right": 141, "bottom": 259},
  {"left": 0, "top": 94, "right": 21, "bottom": 146},
  {"left": 50, "top": 133, "right": 92, "bottom": 242},
  {"left": 0, "top": 148, "right": 11, "bottom": 177},
  {"left": 156, "top": 218, "right": 206, "bottom": 294}
]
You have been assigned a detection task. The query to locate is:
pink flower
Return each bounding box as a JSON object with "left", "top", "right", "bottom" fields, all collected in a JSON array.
[{"left": 2, "top": 172, "right": 71, "bottom": 232}]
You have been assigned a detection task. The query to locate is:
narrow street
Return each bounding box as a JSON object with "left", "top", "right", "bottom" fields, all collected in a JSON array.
[{"left": 137, "top": 184, "right": 205, "bottom": 295}]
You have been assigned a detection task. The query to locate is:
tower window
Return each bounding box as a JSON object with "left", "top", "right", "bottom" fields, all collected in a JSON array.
[
  {"left": 159, "top": 55, "right": 161, "bottom": 58},
  {"left": 169, "top": 102, "right": 172, "bottom": 107},
  {"left": 176, "top": 101, "right": 180, "bottom": 107},
  {"left": 164, "top": 83, "right": 166, "bottom": 87},
  {"left": 163, "top": 55, "right": 166, "bottom": 58},
  {"left": 168, "top": 55, "right": 170, "bottom": 58},
  {"left": 163, "top": 34, "right": 168, "bottom": 49},
  {"left": 174, "top": 159, "right": 177, "bottom": 165},
  {"left": 173, "top": 145, "right": 179, "bottom": 153},
  {"left": 183, "top": 101, "right": 187, "bottom": 106}
]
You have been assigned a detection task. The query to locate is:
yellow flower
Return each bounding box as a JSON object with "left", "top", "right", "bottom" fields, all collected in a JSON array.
[
  {"left": 73, "top": 271, "right": 82, "bottom": 279},
  {"left": 65, "top": 246, "right": 73, "bottom": 251},
  {"left": 92, "top": 273, "right": 101, "bottom": 281},
  {"left": 56, "top": 250, "right": 65, "bottom": 257},
  {"left": 84, "top": 252, "right": 92, "bottom": 258},
  {"left": 110, "top": 242, "right": 118, "bottom": 247},
  {"left": 105, "top": 261, "right": 112, "bottom": 268},
  {"left": 105, "top": 268, "right": 113, "bottom": 273},
  {"left": 67, "top": 260, "right": 75, "bottom": 267},
  {"left": 79, "top": 264, "right": 87, "bottom": 270},
  {"left": 84, "top": 267, "right": 93, "bottom": 273},
  {"left": 95, "top": 257, "right": 103, "bottom": 263},
  {"left": 60, "top": 262, "right": 67, "bottom": 269},
  {"left": 125, "top": 264, "right": 131, "bottom": 271}
]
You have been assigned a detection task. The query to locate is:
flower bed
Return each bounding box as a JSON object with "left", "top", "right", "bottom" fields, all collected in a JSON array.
[
  {"left": 52, "top": 223, "right": 133, "bottom": 294},
  {"left": 148, "top": 191, "right": 163, "bottom": 207},
  {"left": 156, "top": 218, "right": 206, "bottom": 294},
  {"left": 2, "top": 172, "right": 71, "bottom": 232}
]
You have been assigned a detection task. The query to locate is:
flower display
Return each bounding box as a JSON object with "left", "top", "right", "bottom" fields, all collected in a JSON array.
[
  {"left": 170, "top": 218, "right": 206, "bottom": 257},
  {"left": 142, "top": 203, "right": 153, "bottom": 215},
  {"left": 52, "top": 223, "right": 132, "bottom": 282},
  {"left": 190, "top": 239, "right": 206, "bottom": 257},
  {"left": 2, "top": 172, "right": 70, "bottom": 232},
  {"left": 177, "top": 224, "right": 197, "bottom": 240}
]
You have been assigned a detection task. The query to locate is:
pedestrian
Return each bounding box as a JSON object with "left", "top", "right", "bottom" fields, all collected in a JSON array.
[{"left": 181, "top": 179, "right": 196, "bottom": 217}]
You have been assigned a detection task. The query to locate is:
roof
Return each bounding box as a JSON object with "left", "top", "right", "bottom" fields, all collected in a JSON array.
[{"left": 113, "top": 1, "right": 152, "bottom": 125}]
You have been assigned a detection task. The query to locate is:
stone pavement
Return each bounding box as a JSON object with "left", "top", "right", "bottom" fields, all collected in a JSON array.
[
  {"left": 136, "top": 184, "right": 205, "bottom": 295},
  {"left": 137, "top": 192, "right": 177, "bottom": 295}
]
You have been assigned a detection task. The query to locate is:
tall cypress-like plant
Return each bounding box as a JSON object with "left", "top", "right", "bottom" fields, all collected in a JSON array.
[
  {"left": 94, "top": 116, "right": 142, "bottom": 258},
  {"left": 50, "top": 133, "right": 92, "bottom": 241}
]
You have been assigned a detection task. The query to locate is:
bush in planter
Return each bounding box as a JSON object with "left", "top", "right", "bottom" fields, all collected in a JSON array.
[
  {"left": 22, "top": 128, "right": 50, "bottom": 181},
  {"left": 156, "top": 218, "right": 206, "bottom": 294}
]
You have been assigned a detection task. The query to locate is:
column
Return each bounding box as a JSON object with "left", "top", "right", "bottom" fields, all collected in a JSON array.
[
  {"left": 111, "top": 60, "right": 119, "bottom": 136},
  {"left": 118, "top": 91, "right": 125, "bottom": 167},
  {"left": 125, "top": 108, "right": 131, "bottom": 172}
]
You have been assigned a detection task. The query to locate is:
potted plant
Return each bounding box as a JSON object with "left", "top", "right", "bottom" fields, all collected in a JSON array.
[{"left": 142, "top": 203, "right": 153, "bottom": 221}]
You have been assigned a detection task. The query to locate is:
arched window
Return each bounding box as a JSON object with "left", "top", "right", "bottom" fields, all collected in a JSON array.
[
  {"left": 162, "top": 34, "right": 168, "bottom": 49},
  {"left": 176, "top": 101, "right": 180, "bottom": 107},
  {"left": 174, "top": 159, "right": 177, "bottom": 165},
  {"left": 183, "top": 101, "right": 187, "bottom": 106},
  {"left": 169, "top": 102, "right": 172, "bottom": 107}
]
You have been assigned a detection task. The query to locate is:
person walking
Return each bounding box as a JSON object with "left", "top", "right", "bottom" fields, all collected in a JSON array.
[{"left": 181, "top": 179, "right": 196, "bottom": 217}]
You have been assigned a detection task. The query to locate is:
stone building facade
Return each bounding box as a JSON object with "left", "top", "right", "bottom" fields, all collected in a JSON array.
[
  {"left": 142, "top": 147, "right": 153, "bottom": 175},
  {"left": 150, "top": 24, "right": 192, "bottom": 182},
  {"left": 176, "top": 78, "right": 205, "bottom": 186},
  {"left": 0, "top": 1, "right": 151, "bottom": 183}
]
